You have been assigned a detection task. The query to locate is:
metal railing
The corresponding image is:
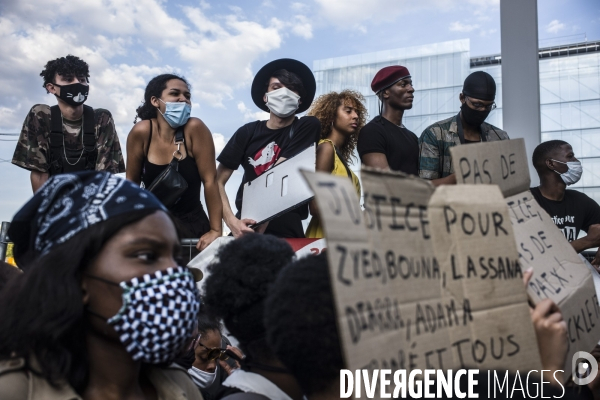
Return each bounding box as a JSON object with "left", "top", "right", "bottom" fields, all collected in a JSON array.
[{"left": 180, "top": 238, "right": 200, "bottom": 265}]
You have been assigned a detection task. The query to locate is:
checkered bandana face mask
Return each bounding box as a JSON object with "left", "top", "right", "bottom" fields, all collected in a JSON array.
[{"left": 101, "top": 266, "right": 201, "bottom": 364}]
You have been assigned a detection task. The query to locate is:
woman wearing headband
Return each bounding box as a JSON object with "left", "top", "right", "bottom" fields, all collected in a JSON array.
[
  {"left": 127, "top": 74, "right": 222, "bottom": 251},
  {"left": 0, "top": 172, "right": 203, "bottom": 399}
]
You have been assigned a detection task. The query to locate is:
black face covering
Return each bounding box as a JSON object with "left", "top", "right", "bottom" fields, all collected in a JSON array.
[
  {"left": 53, "top": 82, "right": 89, "bottom": 106},
  {"left": 460, "top": 102, "right": 491, "bottom": 128}
]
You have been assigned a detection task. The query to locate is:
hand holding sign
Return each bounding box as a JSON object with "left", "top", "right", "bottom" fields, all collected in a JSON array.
[{"left": 530, "top": 299, "right": 568, "bottom": 383}]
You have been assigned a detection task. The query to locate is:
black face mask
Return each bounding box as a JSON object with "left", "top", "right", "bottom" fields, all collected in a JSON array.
[
  {"left": 460, "top": 102, "right": 491, "bottom": 127},
  {"left": 53, "top": 82, "right": 89, "bottom": 106}
]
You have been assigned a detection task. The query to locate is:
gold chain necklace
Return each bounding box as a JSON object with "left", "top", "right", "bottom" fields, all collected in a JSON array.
[{"left": 61, "top": 114, "right": 85, "bottom": 166}]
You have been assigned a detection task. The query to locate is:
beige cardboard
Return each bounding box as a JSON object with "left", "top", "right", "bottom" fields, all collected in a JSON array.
[
  {"left": 302, "top": 168, "right": 542, "bottom": 399},
  {"left": 450, "top": 138, "right": 530, "bottom": 197},
  {"left": 452, "top": 139, "right": 600, "bottom": 379},
  {"left": 506, "top": 190, "right": 600, "bottom": 379},
  {"left": 428, "top": 185, "right": 541, "bottom": 372}
]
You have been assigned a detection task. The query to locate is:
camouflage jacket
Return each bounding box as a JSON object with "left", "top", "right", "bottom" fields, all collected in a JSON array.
[
  {"left": 12, "top": 104, "right": 125, "bottom": 174},
  {"left": 418, "top": 113, "right": 509, "bottom": 180}
]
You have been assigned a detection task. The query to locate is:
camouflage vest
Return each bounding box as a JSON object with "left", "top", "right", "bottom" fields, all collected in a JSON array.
[{"left": 48, "top": 105, "right": 98, "bottom": 175}]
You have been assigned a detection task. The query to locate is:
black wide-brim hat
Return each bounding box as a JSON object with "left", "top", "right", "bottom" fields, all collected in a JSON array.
[{"left": 251, "top": 58, "right": 316, "bottom": 114}]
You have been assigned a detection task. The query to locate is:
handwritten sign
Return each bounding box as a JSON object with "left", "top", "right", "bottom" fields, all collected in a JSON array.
[
  {"left": 451, "top": 138, "right": 529, "bottom": 197},
  {"left": 506, "top": 191, "right": 600, "bottom": 377},
  {"left": 302, "top": 168, "right": 541, "bottom": 396},
  {"left": 452, "top": 139, "right": 600, "bottom": 379},
  {"left": 428, "top": 185, "right": 540, "bottom": 371}
]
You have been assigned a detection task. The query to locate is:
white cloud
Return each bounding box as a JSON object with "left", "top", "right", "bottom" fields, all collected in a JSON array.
[
  {"left": 228, "top": 5, "right": 243, "bottom": 14},
  {"left": 291, "top": 2, "right": 309, "bottom": 12},
  {"left": 179, "top": 8, "right": 284, "bottom": 106},
  {"left": 290, "top": 15, "right": 313, "bottom": 39},
  {"left": 449, "top": 21, "right": 480, "bottom": 33},
  {"left": 473, "top": 8, "right": 491, "bottom": 21},
  {"left": 212, "top": 133, "right": 226, "bottom": 155},
  {"left": 237, "top": 102, "right": 270, "bottom": 121},
  {"left": 92, "top": 64, "right": 174, "bottom": 134},
  {"left": 546, "top": 19, "right": 566, "bottom": 34},
  {"left": 480, "top": 28, "right": 497, "bottom": 37},
  {"left": 0, "top": 0, "right": 287, "bottom": 135}
]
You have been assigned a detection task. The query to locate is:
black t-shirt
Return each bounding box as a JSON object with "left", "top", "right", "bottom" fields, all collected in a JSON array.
[
  {"left": 531, "top": 186, "right": 600, "bottom": 241},
  {"left": 357, "top": 116, "right": 419, "bottom": 175},
  {"left": 217, "top": 116, "right": 320, "bottom": 238}
]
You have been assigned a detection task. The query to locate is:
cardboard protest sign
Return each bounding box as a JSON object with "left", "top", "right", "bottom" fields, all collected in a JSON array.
[
  {"left": 506, "top": 191, "right": 600, "bottom": 377},
  {"left": 452, "top": 139, "right": 600, "bottom": 378},
  {"left": 302, "top": 168, "right": 541, "bottom": 395},
  {"left": 428, "top": 185, "right": 541, "bottom": 371},
  {"left": 451, "top": 138, "right": 530, "bottom": 197}
]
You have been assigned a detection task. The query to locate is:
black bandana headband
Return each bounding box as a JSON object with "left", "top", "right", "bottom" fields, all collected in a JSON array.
[{"left": 8, "top": 171, "right": 166, "bottom": 268}]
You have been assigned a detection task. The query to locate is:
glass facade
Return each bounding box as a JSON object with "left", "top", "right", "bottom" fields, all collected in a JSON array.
[
  {"left": 313, "top": 40, "right": 600, "bottom": 201},
  {"left": 314, "top": 40, "right": 471, "bottom": 135},
  {"left": 538, "top": 52, "right": 600, "bottom": 203}
]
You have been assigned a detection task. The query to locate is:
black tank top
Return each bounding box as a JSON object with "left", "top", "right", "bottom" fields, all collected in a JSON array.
[{"left": 141, "top": 121, "right": 202, "bottom": 215}]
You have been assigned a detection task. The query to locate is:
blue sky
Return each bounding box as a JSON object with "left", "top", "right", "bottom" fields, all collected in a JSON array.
[{"left": 0, "top": 0, "right": 598, "bottom": 223}]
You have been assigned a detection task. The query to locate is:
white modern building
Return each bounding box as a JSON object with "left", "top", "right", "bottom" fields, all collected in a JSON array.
[{"left": 313, "top": 39, "right": 600, "bottom": 201}]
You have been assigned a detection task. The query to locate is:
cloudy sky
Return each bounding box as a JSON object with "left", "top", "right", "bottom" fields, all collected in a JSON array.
[{"left": 0, "top": 0, "right": 598, "bottom": 223}]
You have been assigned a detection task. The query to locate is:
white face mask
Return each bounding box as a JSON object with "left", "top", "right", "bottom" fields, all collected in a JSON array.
[
  {"left": 265, "top": 87, "right": 300, "bottom": 118},
  {"left": 551, "top": 159, "right": 583, "bottom": 186},
  {"left": 188, "top": 365, "right": 217, "bottom": 388}
]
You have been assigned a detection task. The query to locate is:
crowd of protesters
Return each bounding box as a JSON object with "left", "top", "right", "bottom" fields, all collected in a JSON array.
[{"left": 1, "top": 53, "right": 600, "bottom": 399}]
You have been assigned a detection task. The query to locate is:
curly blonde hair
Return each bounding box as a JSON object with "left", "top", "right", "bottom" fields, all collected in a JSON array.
[{"left": 307, "top": 90, "right": 367, "bottom": 165}]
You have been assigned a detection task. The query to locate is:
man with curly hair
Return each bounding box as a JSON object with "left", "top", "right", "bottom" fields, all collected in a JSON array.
[
  {"left": 12, "top": 55, "right": 125, "bottom": 192},
  {"left": 305, "top": 90, "right": 366, "bottom": 238},
  {"left": 357, "top": 65, "right": 419, "bottom": 175}
]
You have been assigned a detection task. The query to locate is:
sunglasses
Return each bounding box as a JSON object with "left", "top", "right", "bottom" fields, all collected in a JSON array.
[{"left": 198, "top": 342, "right": 230, "bottom": 361}]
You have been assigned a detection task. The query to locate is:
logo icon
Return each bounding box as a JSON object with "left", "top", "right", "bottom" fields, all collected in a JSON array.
[{"left": 572, "top": 351, "right": 598, "bottom": 385}]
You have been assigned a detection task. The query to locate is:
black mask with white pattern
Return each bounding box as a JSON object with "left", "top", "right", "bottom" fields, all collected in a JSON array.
[
  {"left": 53, "top": 82, "right": 89, "bottom": 106},
  {"left": 86, "top": 266, "right": 201, "bottom": 364}
]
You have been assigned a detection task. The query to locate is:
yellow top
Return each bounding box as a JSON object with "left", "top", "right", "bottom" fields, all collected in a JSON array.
[{"left": 305, "top": 139, "right": 361, "bottom": 238}]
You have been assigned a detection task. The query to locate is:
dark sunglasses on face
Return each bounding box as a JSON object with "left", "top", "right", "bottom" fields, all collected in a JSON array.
[{"left": 198, "top": 342, "right": 230, "bottom": 361}]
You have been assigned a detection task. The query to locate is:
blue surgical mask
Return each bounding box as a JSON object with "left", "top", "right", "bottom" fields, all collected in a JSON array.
[{"left": 158, "top": 99, "right": 191, "bottom": 128}]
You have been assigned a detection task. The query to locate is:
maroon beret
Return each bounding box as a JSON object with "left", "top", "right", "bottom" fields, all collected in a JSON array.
[{"left": 371, "top": 66, "right": 411, "bottom": 94}]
